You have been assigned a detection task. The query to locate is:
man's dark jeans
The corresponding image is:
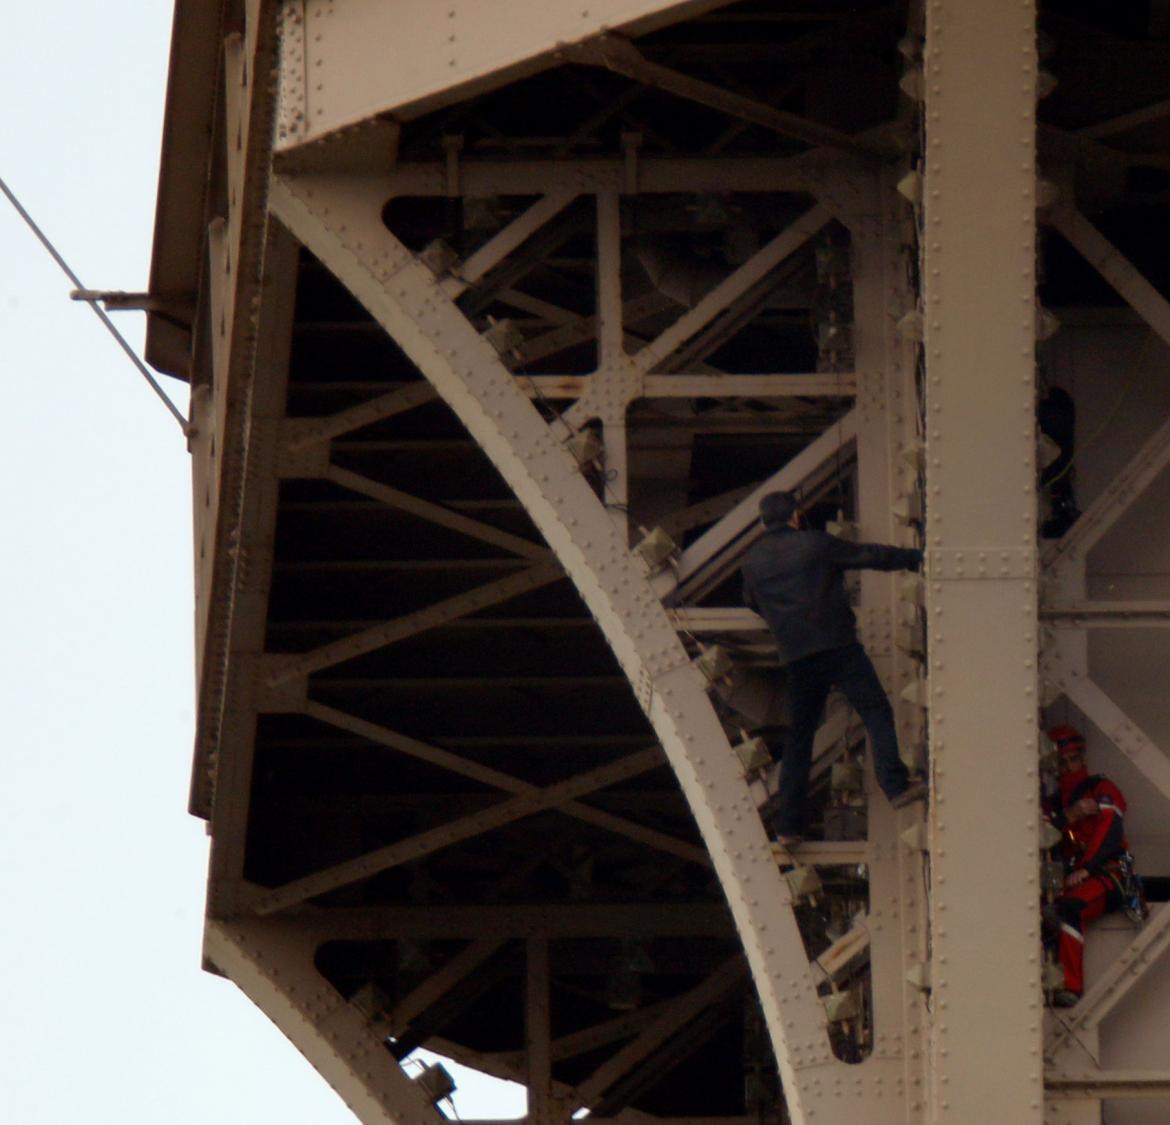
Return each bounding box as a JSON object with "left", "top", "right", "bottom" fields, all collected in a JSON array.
[{"left": 775, "top": 641, "right": 910, "bottom": 837}]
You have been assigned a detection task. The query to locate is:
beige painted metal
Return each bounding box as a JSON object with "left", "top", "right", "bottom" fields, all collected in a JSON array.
[
  {"left": 263, "top": 164, "right": 915, "bottom": 1121},
  {"left": 206, "top": 918, "right": 448, "bottom": 1125},
  {"left": 1041, "top": 600, "right": 1170, "bottom": 627},
  {"left": 1047, "top": 906, "right": 1170, "bottom": 1063},
  {"left": 1042, "top": 636, "right": 1170, "bottom": 806},
  {"left": 319, "top": 465, "right": 551, "bottom": 558},
  {"left": 849, "top": 175, "right": 930, "bottom": 1119},
  {"left": 275, "top": 0, "right": 733, "bottom": 146},
  {"left": 163, "top": 4, "right": 1170, "bottom": 1122},
  {"left": 654, "top": 410, "right": 858, "bottom": 602},
  {"left": 388, "top": 938, "right": 508, "bottom": 1037},
  {"left": 1044, "top": 1071, "right": 1170, "bottom": 1099},
  {"left": 1032, "top": 229, "right": 1170, "bottom": 1125},
  {"left": 201, "top": 220, "right": 299, "bottom": 912},
  {"left": 443, "top": 192, "right": 580, "bottom": 299},
  {"left": 558, "top": 201, "right": 834, "bottom": 495},
  {"left": 1047, "top": 207, "right": 1170, "bottom": 350},
  {"left": 190, "top": 0, "right": 290, "bottom": 825},
  {"left": 301, "top": 700, "right": 710, "bottom": 866},
  {"left": 922, "top": 2, "right": 1043, "bottom": 1122},
  {"left": 282, "top": 382, "right": 439, "bottom": 449},
  {"left": 1042, "top": 406, "right": 1170, "bottom": 583}
]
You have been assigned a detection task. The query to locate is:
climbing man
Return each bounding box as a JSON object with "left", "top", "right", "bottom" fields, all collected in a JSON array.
[
  {"left": 741, "top": 490, "right": 926, "bottom": 846},
  {"left": 1044, "top": 724, "right": 1143, "bottom": 1007}
]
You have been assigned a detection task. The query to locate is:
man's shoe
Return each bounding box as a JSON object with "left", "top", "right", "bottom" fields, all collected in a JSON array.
[
  {"left": 890, "top": 779, "right": 928, "bottom": 809},
  {"left": 1051, "top": 989, "right": 1081, "bottom": 1009}
]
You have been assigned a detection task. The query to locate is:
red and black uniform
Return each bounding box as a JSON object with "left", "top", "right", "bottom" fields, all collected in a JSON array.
[{"left": 1045, "top": 763, "right": 1129, "bottom": 996}]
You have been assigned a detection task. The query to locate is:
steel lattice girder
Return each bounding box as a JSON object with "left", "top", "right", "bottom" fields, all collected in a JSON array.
[
  {"left": 158, "top": 2, "right": 1170, "bottom": 1123},
  {"left": 268, "top": 166, "right": 855, "bottom": 1122}
]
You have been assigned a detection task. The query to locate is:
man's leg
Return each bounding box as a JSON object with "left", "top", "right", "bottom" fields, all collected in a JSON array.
[
  {"left": 1055, "top": 875, "right": 1118, "bottom": 996},
  {"left": 775, "top": 652, "right": 833, "bottom": 839},
  {"left": 834, "top": 642, "right": 910, "bottom": 799}
]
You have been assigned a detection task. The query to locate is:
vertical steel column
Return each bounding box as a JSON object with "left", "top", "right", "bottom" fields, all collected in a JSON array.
[
  {"left": 852, "top": 176, "right": 929, "bottom": 1122},
  {"left": 595, "top": 190, "right": 630, "bottom": 542},
  {"left": 922, "top": 2, "right": 1042, "bottom": 1122}
]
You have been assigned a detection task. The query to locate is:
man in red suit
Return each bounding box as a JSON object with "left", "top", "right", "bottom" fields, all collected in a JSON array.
[{"left": 1044, "top": 725, "right": 1134, "bottom": 1007}]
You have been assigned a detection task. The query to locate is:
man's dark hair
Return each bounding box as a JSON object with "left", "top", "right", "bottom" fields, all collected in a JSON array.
[{"left": 759, "top": 490, "right": 799, "bottom": 528}]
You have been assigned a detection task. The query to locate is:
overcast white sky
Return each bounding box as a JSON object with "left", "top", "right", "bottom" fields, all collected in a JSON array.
[{"left": 0, "top": 5, "right": 521, "bottom": 1121}]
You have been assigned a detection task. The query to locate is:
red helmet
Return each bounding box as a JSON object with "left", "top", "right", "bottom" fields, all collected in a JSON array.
[{"left": 1048, "top": 724, "right": 1086, "bottom": 758}]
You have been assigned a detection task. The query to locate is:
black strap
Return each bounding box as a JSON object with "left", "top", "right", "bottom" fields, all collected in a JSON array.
[{"left": 1066, "top": 774, "right": 1104, "bottom": 807}]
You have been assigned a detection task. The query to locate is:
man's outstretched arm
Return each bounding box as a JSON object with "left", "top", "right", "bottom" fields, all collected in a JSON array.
[{"left": 826, "top": 535, "right": 922, "bottom": 573}]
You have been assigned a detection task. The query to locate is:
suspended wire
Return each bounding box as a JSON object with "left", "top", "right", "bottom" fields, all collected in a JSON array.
[{"left": 0, "top": 173, "right": 189, "bottom": 432}]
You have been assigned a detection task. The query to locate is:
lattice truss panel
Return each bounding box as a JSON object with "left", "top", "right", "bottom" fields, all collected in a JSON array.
[{"left": 153, "top": 1, "right": 1170, "bottom": 1123}]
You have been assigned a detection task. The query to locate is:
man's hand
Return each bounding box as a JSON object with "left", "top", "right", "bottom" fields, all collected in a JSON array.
[
  {"left": 1065, "top": 868, "right": 1090, "bottom": 889},
  {"left": 1067, "top": 796, "right": 1099, "bottom": 823}
]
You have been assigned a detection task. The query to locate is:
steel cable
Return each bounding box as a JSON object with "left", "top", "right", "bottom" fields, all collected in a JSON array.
[{"left": 0, "top": 172, "right": 188, "bottom": 431}]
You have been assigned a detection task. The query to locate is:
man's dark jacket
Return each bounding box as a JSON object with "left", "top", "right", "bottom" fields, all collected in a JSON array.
[{"left": 741, "top": 527, "right": 922, "bottom": 664}]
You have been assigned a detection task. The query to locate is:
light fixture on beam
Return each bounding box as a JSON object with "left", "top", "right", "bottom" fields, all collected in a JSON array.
[
  {"left": 693, "top": 644, "right": 734, "bottom": 687},
  {"left": 413, "top": 1062, "right": 457, "bottom": 1106},
  {"left": 896, "top": 170, "right": 923, "bottom": 206},
  {"left": 483, "top": 316, "right": 524, "bottom": 356},
  {"left": 1036, "top": 306, "right": 1061, "bottom": 342},
  {"left": 564, "top": 427, "right": 604, "bottom": 468},
  {"left": 785, "top": 864, "right": 822, "bottom": 902},
  {"left": 895, "top": 309, "right": 924, "bottom": 342},
  {"left": 419, "top": 238, "right": 458, "bottom": 277},
  {"left": 898, "top": 67, "right": 925, "bottom": 103},
  {"left": 900, "top": 677, "right": 928, "bottom": 708},
  {"left": 633, "top": 526, "right": 678, "bottom": 574},
  {"left": 733, "top": 735, "right": 771, "bottom": 775},
  {"left": 824, "top": 990, "right": 860, "bottom": 1022}
]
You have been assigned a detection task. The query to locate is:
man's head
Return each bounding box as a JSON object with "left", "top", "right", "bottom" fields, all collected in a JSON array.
[
  {"left": 760, "top": 490, "right": 801, "bottom": 529},
  {"left": 1049, "top": 724, "right": 1086, "bottom": 773}
]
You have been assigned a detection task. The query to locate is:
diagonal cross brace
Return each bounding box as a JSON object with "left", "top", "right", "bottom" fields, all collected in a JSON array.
[
  {"left": 654, "top": 410, "right": 858, "bottom": 602},
  {"left": 570, "top": 956, "right": 748, "bottom": 1110},
  {"left": 1046, "top": 668, "right": 1170, "bottom": 806},
  {"left": 633, "top": 204, "right": 833, "bottom": 375},
  {"left": 442, "top": 191, "right": 580, "bottom": 299},
  {"left": 285, "top": 382, "right": 438, "bottom": 449},
  {"left": 304, "top": 700, "right": 710, "bottom": 867},
  {"left": 567, "top": 35, "right": 883, "bottom": 157},
  {"left": 1048, "top": 205, "right": 1170, "bottom": 349},
  {"left": 1042, "top": 412, "right": 1170, "bottom": 575},
  {"left": 327, "top": 464, "right": 550, "bottom": 560},
  {"left": 252, "top": 745, "right": 668, "bottom": 914},
  {"left": 270, "top": 167, "right": 839, "bottom": 1117},
  {"left": 265, "top": 560, "right": 563, "bottom": 686},
  {"left": 1047, "top": 905, "right": 1170, "bottom": 1061},
  {"left": 388, "top": 936, "right": 509, "bottom": 1037}
]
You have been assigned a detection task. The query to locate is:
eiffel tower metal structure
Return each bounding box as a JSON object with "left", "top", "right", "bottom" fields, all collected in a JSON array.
[{"left": 144, "top": 2, "right": 1170, "bottom": 1122}]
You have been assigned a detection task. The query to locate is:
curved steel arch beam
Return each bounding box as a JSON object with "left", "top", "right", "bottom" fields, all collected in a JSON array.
[
  {"left": 206, "top": 917, "right": 449, "bottom": 1125},
  {"left": 269, "top": 168, "right": 841, "bottom": 1123}
]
